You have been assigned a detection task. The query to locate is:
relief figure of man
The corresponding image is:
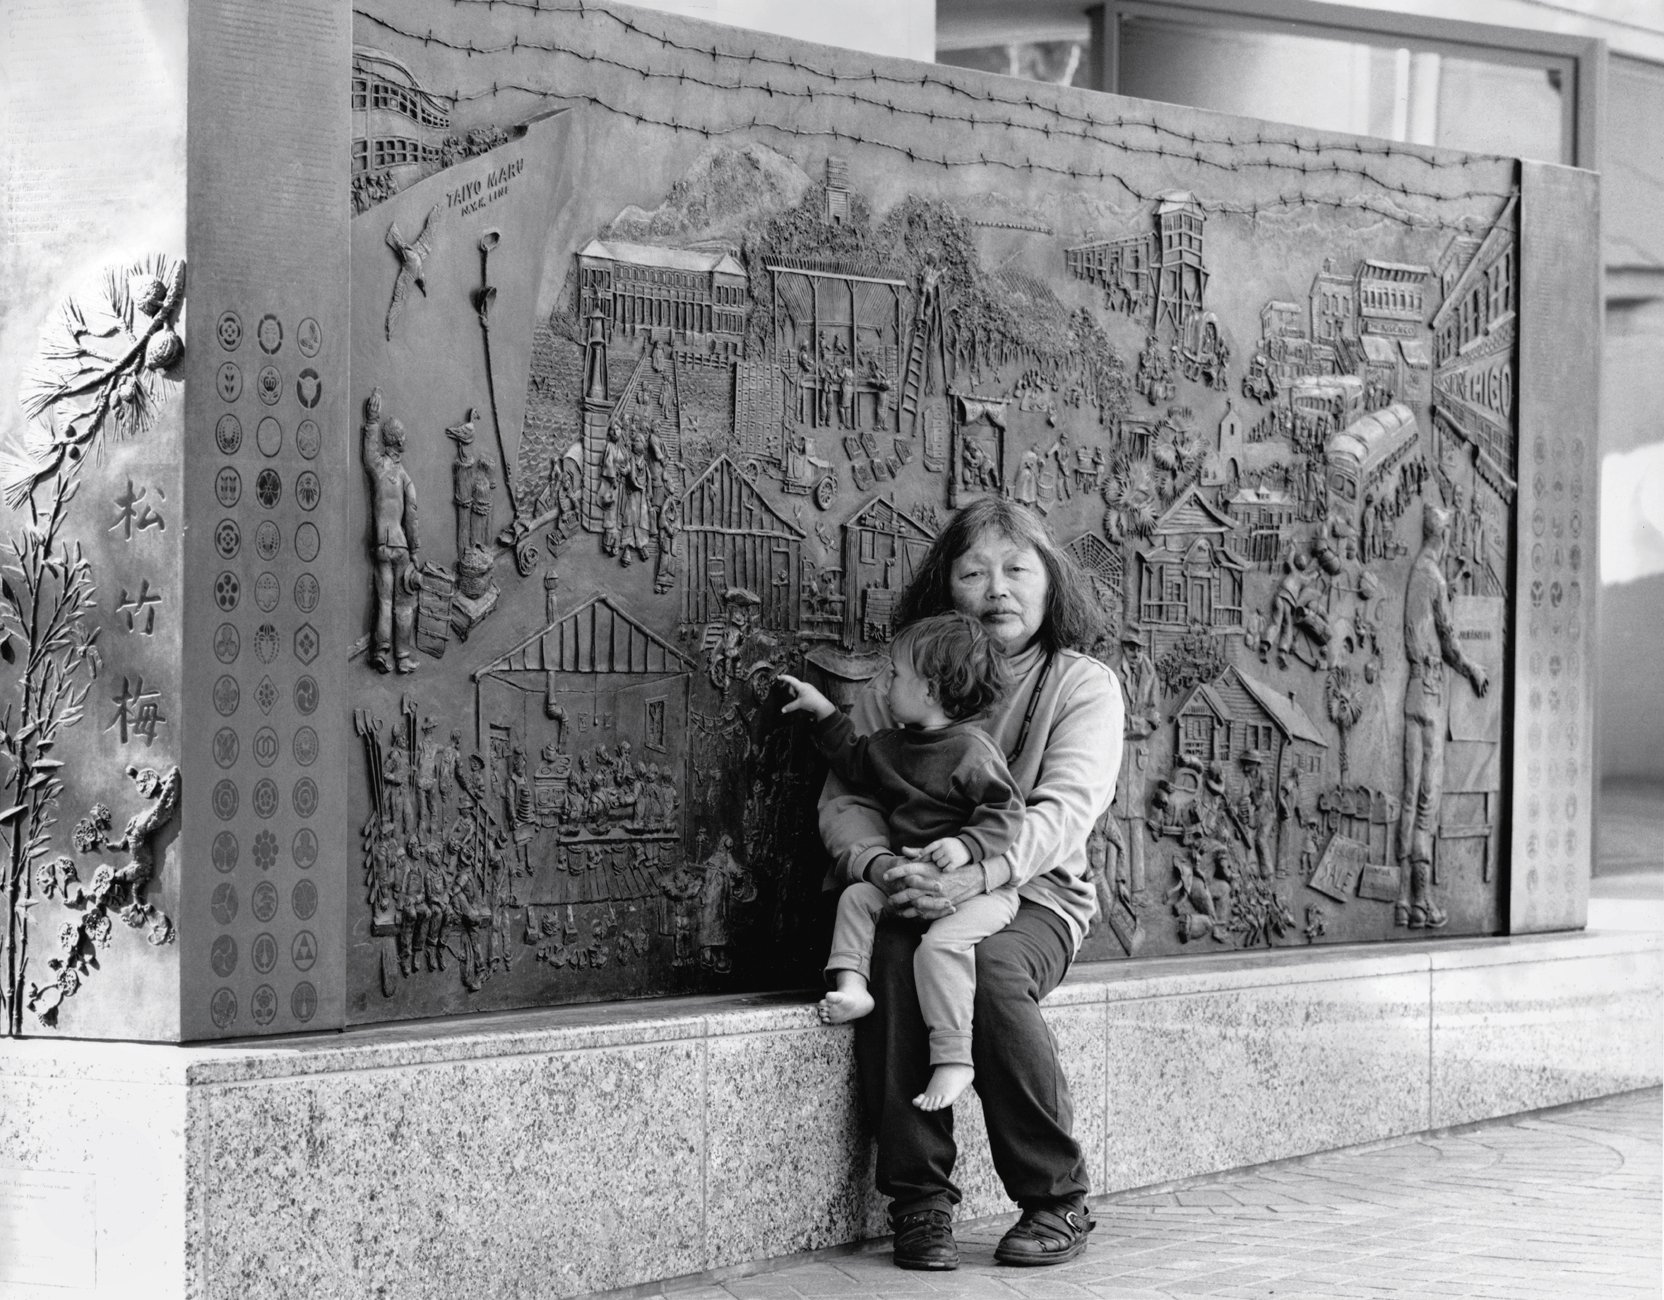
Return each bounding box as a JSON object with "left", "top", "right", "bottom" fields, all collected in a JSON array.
[
  {"left": 1397, "top": 504, "right": 1489, "bottom": 929},
  {"left": 362, "top": 389, "right": 422, "bottom": 674}
]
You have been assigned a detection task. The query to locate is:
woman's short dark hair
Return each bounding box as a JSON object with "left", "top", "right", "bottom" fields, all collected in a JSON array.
[
  {"left": 894, "top": 497, "right": 1104, "bottom": 654},
  {"left": 891, "top": 612, "right": 1011, "bottom": 721}
]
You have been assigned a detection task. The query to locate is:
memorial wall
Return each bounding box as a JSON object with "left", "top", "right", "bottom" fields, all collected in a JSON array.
[{"left": 0, "top": 0, "right": 1596, "bottom": 1041}]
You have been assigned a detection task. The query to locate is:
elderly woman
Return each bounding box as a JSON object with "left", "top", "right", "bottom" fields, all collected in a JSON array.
[{"left": 819, "top": 497, "right": 1124, "bottom": 1271}]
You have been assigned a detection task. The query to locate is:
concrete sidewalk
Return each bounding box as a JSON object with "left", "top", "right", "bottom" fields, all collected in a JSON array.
[{"left": 664, "top": 1089, "right": 1661, "bottom": 1300}]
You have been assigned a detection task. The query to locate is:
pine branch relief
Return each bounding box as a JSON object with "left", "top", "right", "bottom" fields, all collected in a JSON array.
[{"left": 9, "top": 256, "right": 186, "bottom": 511}]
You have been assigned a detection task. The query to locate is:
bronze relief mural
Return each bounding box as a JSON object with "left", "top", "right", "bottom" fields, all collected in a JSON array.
[
  {"left": 330, "top": 0, "right": 1523, "bottom": 1022},
  {"left": 4, "top": 0, "right": 1568, "bottom": 1040}
]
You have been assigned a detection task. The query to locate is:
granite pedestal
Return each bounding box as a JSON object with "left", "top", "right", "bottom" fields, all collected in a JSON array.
[{"left": 2, "top": 926, "right": 1656, "bottom": 1300}]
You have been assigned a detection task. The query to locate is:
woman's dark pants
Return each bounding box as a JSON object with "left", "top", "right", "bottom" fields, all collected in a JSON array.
[{"left": 855, "top": 900, "right": 1090, "bottom": 1217}]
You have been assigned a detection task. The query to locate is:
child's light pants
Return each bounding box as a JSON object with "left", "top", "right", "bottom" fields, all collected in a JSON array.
[{"left": 827, "top": 880, "right": 1021, "bottom": 1068}]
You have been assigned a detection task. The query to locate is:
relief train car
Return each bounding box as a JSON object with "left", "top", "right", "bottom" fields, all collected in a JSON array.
[{"left": 1324, "top": 402, "right": 1420, "bottom": 536}]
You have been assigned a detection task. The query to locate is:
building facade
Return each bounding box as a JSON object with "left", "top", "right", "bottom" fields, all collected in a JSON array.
[
  {"left": 1430, "top": 199, "right": 1519, "bottom": 496},
  {"left": 575, "top": 239, "right": 749, "bottom": 355}
]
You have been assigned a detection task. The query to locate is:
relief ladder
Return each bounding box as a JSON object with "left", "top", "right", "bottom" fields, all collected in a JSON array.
[{"left": 898, "top": 268, "right": 943, "bottom": 435}]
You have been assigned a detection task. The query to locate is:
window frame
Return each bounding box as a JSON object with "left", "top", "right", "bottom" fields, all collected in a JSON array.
[{"left": 1091, "top": 0, "right": 1604, "bottom": 170}]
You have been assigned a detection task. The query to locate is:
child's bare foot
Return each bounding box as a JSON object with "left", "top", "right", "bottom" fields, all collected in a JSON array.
[
  {"left": 913, "top": 1064, "right": 974, "bottom": 1110},
  {"left": 818, "top": 988, "right": 875, "bottom": 1024}
]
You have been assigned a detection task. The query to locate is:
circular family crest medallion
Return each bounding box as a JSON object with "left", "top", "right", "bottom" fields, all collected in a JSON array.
[
  {"left": 256, "top": 416, "right": 283, "bottom": 457},
  {"left": 210, "top": 882, "right": 238, "bottom": 924},
  {"left": 254, "top": 572, "right": 280, "bottom": 613},
  {"left": 255, "top": 521, "right": 281, "bottom": 561},
  {"left": 256, "top": 365, "right": 282, "bottom": 406},
  {"left": 215, "top": 415, "right": 243, "bottom": 454},
  {"left": 214, "top": 571, "right": 240, "bottom": 612},
  {"left": 210, "top": 987, "right": 238, "bottom": 1030},
  {"left": 215, "top": 519, "right": 241, "bottom": 560},
  {"left": 251, "top": 880, "right": 280, "bottom": 924},
  {"left": 210, "top": 935, "right": 238, "bottom": 978}
]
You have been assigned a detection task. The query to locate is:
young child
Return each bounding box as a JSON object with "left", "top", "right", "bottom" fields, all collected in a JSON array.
[{"left": 778, "top": 611, "right": 1024, "bottom": 1111}]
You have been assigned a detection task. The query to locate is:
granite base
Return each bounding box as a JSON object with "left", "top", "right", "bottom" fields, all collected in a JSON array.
[{"left": 1, "top": 928, "right": 1657, "bottom": 1300}]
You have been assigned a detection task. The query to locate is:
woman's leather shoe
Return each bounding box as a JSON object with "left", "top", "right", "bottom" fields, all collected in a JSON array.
[{"left": 891, "top": 1209, "right": 959, "bottom": 1270}]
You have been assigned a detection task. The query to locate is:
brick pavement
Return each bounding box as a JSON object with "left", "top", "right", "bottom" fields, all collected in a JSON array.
[{"left": 663, "top": 1089, "right": 1661, "bottom": 1300}]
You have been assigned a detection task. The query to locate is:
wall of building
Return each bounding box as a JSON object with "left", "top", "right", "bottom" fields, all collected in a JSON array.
[
  {"left": 1594, "top": 52, "right": 1664, "bottom": 779},
  {"left": 625, "top": 0, "right": 936, "bottom": 62}
]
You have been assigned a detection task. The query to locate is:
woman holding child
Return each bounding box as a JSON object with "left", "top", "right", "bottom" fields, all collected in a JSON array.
[{"left": 798, "top": 497, "right": 1124, "bottom": 1273}]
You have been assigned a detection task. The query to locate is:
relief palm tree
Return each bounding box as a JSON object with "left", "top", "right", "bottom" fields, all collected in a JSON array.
[{"left": 1324, "top": 665, "right": 1366, "bottom": 790}]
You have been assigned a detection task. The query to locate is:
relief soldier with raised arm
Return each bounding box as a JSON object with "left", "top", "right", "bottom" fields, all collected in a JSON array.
[{"left": 362, "top": 388, "right": 422, "bottom": 674}]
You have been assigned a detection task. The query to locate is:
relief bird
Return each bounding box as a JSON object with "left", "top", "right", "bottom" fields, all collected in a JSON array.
[{"left": 384, "top": 205, "right": 439, "bottom": 341}]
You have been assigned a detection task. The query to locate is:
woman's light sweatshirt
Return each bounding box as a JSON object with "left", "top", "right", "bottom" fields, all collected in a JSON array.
[{"left": 818, "top": 642, "right": 1125, "bottom": 952}]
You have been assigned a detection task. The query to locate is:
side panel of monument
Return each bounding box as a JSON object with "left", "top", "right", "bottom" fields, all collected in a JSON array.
[
  {"left": 175, "top": 0, "right": 353, "bottom": 1041},
  {"left": 1509, "top": 161, "right": 1600, "bottom": 934},
  {"left": 0, "top": 0, "right": 190, "bottom": 1040},
  {"left": 0, "top": 0, "right": 1598, "bottom": 1041}
]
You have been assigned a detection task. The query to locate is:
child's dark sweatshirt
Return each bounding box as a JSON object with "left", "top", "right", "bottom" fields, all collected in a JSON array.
[{"left": 809, "top": 712, "right": 1024, "bottom": 862}]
